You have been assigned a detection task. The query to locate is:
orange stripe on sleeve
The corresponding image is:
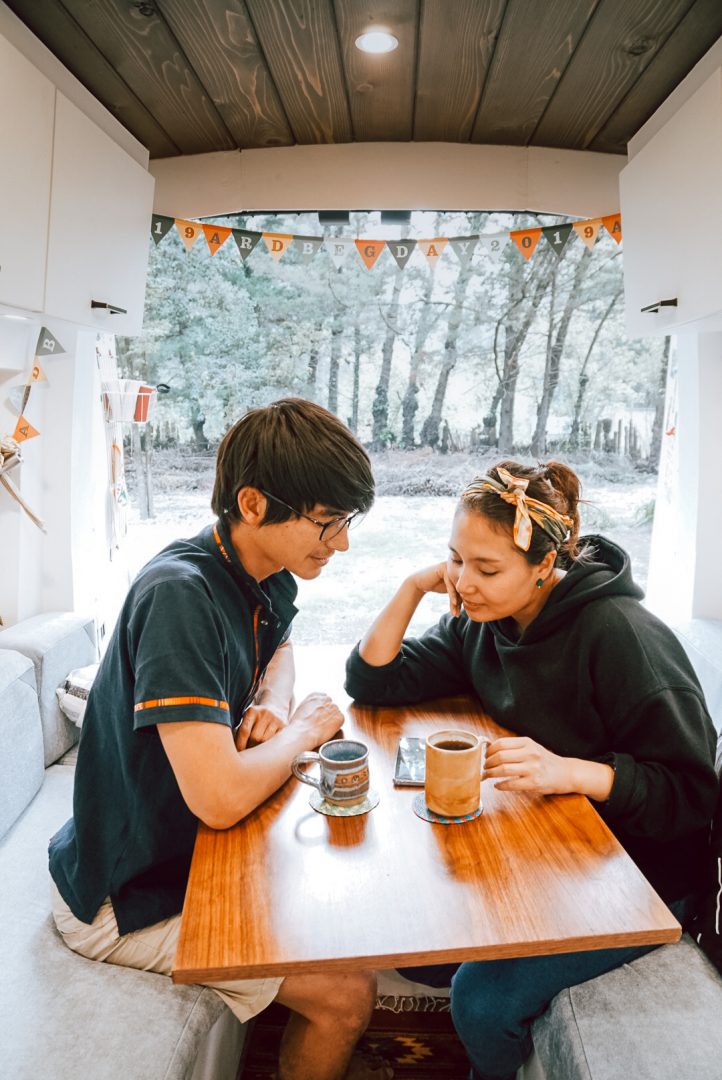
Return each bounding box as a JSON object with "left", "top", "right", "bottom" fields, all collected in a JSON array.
[{"left": 134, "top": 696, "right": 230, "bottom": 712}]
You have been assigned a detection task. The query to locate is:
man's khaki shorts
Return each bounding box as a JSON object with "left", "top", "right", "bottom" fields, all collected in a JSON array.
[{"left": 50, "top": 879, "right": 283, "bottom": 1023}]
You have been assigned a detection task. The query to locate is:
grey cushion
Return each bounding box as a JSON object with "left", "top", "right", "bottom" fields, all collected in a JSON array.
[
  {"left": 0, "top": 649, "right": 43, "bottom": 840},
  {"left": 0, "top": 765, "right": 226, "bottom": 1080},
  {"left": 0, "top": 612, "right": 97, "bottom": 765},
  {"left": 532, "top": 935, "right": 722, "bottom": 1080}
]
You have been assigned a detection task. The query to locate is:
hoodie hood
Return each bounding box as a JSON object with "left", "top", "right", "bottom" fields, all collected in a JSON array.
[{"left": 491, "top": 534, "right": 644, "bottom": 645}]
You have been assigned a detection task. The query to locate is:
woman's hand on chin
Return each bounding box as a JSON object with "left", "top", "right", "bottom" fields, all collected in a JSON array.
[{"left": 408, "top": 562, "right": 461, "bottom": 616}]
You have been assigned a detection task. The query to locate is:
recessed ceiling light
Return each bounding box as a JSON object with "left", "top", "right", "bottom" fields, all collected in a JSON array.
[{"left": 355, "top": 31, "right": 398, "bottom": 54}]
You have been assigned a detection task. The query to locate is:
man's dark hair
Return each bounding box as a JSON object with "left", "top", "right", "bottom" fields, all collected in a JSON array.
[{"left": 212, "top": 398, "right": 375, "bottom": 524}]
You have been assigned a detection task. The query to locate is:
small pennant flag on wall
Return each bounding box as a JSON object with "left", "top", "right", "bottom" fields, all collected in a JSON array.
[
  {"left": 7, "top": 386, "right": 25, "bottom": 413},
  {"left": 12, "top": 415, "right": 40, "bottom": 443},
  {"left": 176, "top": 219, "right": 203, "bottom": 252},
  {"left": 150, "top": 215, "right": 174, "bottom": 245},
  {"left": 479, "top": 233, "right": 509, "bottom": 262},
  {"left": 510, "top": 228, "right": 542, "bottom": 261},
  {"left": 327, "top": 237, "right": 355, "bottom": 270},
  {"left": 35, "top": 327, "right": 65, "bottom": 356},
  {"left": 573, "top": 219, "right": 602, "bottom": 251},
  {"left": 542, "top": 223, "right": 573, "bottom": 259},
  {"left": 202, "top": 224, "right": 232, "bottom": 256},
  {"left": 387, "top": 239, "right": 416, "bottom": 270},
  {"left": 26, "top": 361, "right": 48, "bottom": 385},
  {"left": 355, "top": 239, "right": 385, "bottom": 271},
  {"left": 294, "top": 236, "right": 324, "bottom": 263},
  {"left": 262, "top": 233, "right": 293, "bottom": 262},
  {"left": 449, "top": 236, "right": 479, "bottom": 266},
  {"left": 602, "top": 213, "right": 623, "bottom": 244},
  {"left": 418, "top": 238, "right": 448, "bottom": 268},
  {"left": 233, "top": 229, "right": 261, "bottom": 261}
]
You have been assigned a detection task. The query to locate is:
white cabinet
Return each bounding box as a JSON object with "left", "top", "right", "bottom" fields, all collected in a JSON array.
[
  {"left": 0, "top": 36, "right": 54, "bottom": 312},
  {"left": 44, "top": 94, "right": 155, "bottom": 335},
  {"left": 620, "top": 68, "right": 722, "bottom": 337}
]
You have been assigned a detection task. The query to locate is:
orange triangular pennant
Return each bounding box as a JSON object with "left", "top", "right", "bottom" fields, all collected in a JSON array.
[
  {"left": 602, "top": 213, "right": 623, "bottom": 244},
  {"left": 354, "top": 239, "right": 385, "bottom": 271},
  {"left": 12, "top": 415, "right": 40, "bottom": 442},
  {"left": 175, "top": 219, "right": 203, "bottom": 252},
  {"left": 202, "top": 224, "right": 232, "bottom": 256},
  {"left": 572, "top": 219, "right": 602, "bottom": 251},
  {"left": 418, "top": 238, "right": 448, "bottom": 268},
  {"left": 26, "top": 361, "right": 48, "bottom": 385},
  {"left": 262, "top": 233, "right": 293, "bottom": 262},
  {"left": 510, "top": 228, "right": 542, "bottom": 261}
]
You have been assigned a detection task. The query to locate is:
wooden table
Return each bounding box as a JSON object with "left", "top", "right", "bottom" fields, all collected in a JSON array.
[{"left": 173, "top": 645, "right": 680, "bottom": 984}]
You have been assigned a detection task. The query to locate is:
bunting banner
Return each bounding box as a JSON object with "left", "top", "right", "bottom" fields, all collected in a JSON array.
[
  {"left": 1, "top": 325, "right": 64, "bottom": 532},
  {"left": 149, "top": 212, "right": 622, "bottom": 271}
]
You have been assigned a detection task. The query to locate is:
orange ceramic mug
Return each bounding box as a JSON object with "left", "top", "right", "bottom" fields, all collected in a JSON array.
[{"left": 425, "top": 729, "right": 489, "bottom": 817}]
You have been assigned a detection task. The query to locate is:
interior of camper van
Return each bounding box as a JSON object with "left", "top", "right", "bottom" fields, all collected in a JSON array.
[{"left": 1, "top": 3, "right": 722, "bottom": 1078}]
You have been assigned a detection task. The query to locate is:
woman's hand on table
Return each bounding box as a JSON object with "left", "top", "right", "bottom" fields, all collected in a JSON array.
[
  {"left": 288, "top": 692, "right": 344, "bottom": 749},
  {"left": 484, "top": 737, "right": 615, "bottom": 801}
]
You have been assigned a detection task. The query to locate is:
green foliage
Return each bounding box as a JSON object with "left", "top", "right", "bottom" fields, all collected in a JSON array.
[{"left": 117, "top": 211, "right": 665, "bottom": 459}]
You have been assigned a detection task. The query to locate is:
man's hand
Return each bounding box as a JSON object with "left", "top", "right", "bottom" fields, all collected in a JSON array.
[
  {"left": 235, "top": 703, "right": 288, "bottom": 751},
  {"left": 288, "top": 692, "right": 344, "bottom": 749}
]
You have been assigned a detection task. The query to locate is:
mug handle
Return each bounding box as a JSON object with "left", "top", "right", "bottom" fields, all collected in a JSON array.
[
  {"left": 292, "top": 751, "right": 322, "bottom": 790},
  {"left": 480, "top": 736, "right": 491, "bottom": 778}
]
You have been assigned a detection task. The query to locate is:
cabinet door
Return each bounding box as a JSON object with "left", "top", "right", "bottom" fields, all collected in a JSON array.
[
  {"left": 0, "top": 37, "right": 54, "bottom": 312},
  {"left": 44, "top": 94, "right": 155, "bottom": 334},
  {"left": 621, "top": 69, "right": 722, "bottom": 337}
]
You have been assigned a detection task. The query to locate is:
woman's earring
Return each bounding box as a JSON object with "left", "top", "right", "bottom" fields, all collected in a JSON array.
[{"left": 535, "top": 578, "right": 544, "bottom": 589}]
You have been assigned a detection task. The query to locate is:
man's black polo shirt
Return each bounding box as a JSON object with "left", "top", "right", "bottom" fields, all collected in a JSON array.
[{"left": 49, "top": 518, "right": 298, "bottom": 934}]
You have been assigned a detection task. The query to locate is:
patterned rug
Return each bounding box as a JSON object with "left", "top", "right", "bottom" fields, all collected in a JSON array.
[{"left": 238, "top": 1003, "right": 470, "bottom": 1079}]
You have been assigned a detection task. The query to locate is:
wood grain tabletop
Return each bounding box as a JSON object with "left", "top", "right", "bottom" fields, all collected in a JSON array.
[{"left": 173, "top": 645, "right": 680, "bottom": 983}]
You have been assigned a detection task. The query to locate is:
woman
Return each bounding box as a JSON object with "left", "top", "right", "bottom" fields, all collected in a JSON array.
[{"left": 345, "top": 460, "right": 718, "bottom": 1080}]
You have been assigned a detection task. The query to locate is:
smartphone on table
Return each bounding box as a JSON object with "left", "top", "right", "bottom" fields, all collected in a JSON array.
[{"left": 393, "top": 736, "right": 426, "bottom": 786}]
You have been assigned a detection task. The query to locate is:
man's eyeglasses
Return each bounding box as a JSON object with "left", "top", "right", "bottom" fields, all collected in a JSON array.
[{"left": 260, "top": 490, "right": 363, "bottom": 542}]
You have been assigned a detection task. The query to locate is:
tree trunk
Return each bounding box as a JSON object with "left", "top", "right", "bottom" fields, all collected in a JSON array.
[
  {"left": 420, "top": 260, "right": 475, "bottom": 448},
  {"left": 372, "top": 274, "right": 403, "bottom": 449},
  {"left": 189, "top": 399, "right": 209, "bottom": 451},
  {"left": 531, "top": 248, "right": 593, "bottom": 457},
  {"left": 327, "top": 304, "right": 343, "bottom": 415},
  {"left": 350, "top": 319, "right": 362, "bottom": 434},
  {"left": 401, "top": 275, "right": 435, "bottom": 447},
  {"left": 131, "top": 424, "right": 153, "bottom": 520},
  {"left": 306, "top": 322, "right": 323, "bottom": 396},
  {"left": 568, "top": 288, "right": 622, "bottom": 449},
  {"left": 649, "top": 336, "right": 671, "bottom": 469},
  {"left": 497, "top": 252, "right": 555, "bottom": 452}
]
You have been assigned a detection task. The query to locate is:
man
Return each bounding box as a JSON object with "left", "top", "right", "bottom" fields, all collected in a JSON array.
[{"left": 49, "top": 398, "right": 384, "bottom": 1080}]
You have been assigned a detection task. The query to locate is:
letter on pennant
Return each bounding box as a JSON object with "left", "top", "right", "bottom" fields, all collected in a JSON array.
[
  {"left": 12, "top": 415, "right": 40, "bottom": 443},
  {"left": 232, "top": 229, "right": 261, "bottom": 261},
  {"left": 387, "top": 239, "right": 416, "bottom": 270},
  {"left": 355, "top": 239, "right": 385, "bottom": 270},
  {"left": 449, "top": 236, "right": 479, "bottom": 266},
  {"left": 262, "top": 233, "right": 293, "bottom": 262},
  {"left": 35, "top": 327, "right": 65, "bottom": 356},
  {"left": 541, "top": 223, "right": 573, "bottom": 259},
  {"left": 418, "top": 237, "right": 448, "bottom": 269},
  {"left": 150, "top": 215, "right": 174, "bottom": 245},
  {"left": 602, "top": 214, "right": 623, "bottom": 244},
  {"left": 294, "top": 236, "right": 324, "bottom": 264},
  {"left": 479, "top": 233, "right": 510, "bottom": 262},
  {"left": 202, "top": 224, "right": 232, "bottom": 256},
  {"left": 175, "top": 219, "right": 203, "bottom": 252},
  {"left": 572, "top": 219, "right": 601, "bottom": 251},
  {"left": 327, "top": 237, "right": 354, "bottom": 270},
  {"left": 26, "top": 362, "right": 47, "bottom": 385},
  {"left": 510, "top": 228, "right": 542, "bottom": 261}
]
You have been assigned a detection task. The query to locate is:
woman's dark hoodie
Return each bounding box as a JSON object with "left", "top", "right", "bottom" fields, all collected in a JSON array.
[{"left": 345, "top": 536, "right": 718, "bottom": 903}]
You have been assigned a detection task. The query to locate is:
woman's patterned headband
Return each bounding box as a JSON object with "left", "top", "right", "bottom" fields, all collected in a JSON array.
[{"left": 462, "top": 466, "right": 573, "bottom": 552}]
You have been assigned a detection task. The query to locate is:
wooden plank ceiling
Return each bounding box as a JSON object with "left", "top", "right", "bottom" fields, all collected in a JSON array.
[{"left": 6, "top": 0, "right": 722, "bottom": 159}]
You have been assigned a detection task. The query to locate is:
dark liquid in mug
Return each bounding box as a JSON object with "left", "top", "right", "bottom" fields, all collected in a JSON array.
[{"left": 435, "top": 739, "right": 475, "bottom": 751}]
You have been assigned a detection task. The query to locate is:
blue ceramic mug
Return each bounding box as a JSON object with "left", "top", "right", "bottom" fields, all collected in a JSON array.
[{"left": 292, "top": 739, "right": 370, "bottom": 806}]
